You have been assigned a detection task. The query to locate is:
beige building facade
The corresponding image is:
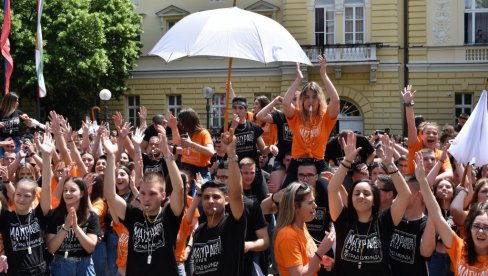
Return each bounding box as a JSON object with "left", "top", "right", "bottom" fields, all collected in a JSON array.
[{"left": 110, "top": 0, "right": 487, "bottom": 138}]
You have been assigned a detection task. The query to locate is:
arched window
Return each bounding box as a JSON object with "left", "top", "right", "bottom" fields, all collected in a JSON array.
[{"left": 335, "top": 99, "right": 363, "bottom": 134}]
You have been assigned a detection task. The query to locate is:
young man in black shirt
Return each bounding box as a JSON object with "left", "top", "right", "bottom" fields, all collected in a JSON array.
[
  {"left": 191, "top": 133, "right": 246, "bottom": 275},
  {"left": 103, "top": 128, "right": 184, "bottom": 275}
]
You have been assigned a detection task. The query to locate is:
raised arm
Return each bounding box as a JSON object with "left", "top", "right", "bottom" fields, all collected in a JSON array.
[
  {"left": 415, "top": 152, "right": 454, "bottom": 248},
  {"left": 402, "top": 85, "right": 418, "bottom": 147},
  {"left": 255, "top": 96, "right": 282, "bottom": 123},
  {"left": 328, "top": 132, "right": 360, "bottom": 221},
  {"left": 222, "top": 132, "right": 244, "bottom": 220},
  {"left": 158, "top": 127, "right": 184, "bottom": 216},
  {"left": 49, "top": 111, "right": 73, "bottom": 165},
  {"left": 102, "top": 134, "right": 128, "bottom": 220},
  {"left": 64, "top": 122, "right": 89, "bottom": 177},
  {"left": 382, "top": 135, "right": 411, "bottom": 225},
  {"left": 138, "top": 106, "right": 148, "bottom": 132},
  {"left": 420, "top": 216, "right": 436, "bottom": 258},
  {"left": 450, "top": 165, "right": 473, "bottom": 226},
  {"left": 319, "top": 55, "right": 339, "bottom": 118},
  {"left": 283, "top": 63, "right": 303, "bottom": 118},
  {"left": 39, "top": 132, "right": 54, "bottom": 216}
]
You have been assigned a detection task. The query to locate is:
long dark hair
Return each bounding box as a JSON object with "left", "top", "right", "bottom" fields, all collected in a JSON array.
[
  {"left": 178, "top": 108, "right": 203, "bottom": 136},
  {"left": 87, "top": 173, "right": 103, "bottom": 202},
  {"left": 52, "top": 177, "right": 91, "bottom": 226},
  {"left": 347, "top": 178, "right": 381, "bottom": 222},
  {"left": 0, "top": 92, "right": 19, "bottom": 118},
  {"left": 464, "top": 201, "right": 488, "bottom": 265}
]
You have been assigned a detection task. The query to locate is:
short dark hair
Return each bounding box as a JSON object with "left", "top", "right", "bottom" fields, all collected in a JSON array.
[
  {"left": 377, "top": 174, "right": 397, "bottom": 197},
  {"left": 201, "top": 180, "right": 228, "bottom": 195},
  {"left": 232, "top": 97, "right": 248, "bottom": 109}
]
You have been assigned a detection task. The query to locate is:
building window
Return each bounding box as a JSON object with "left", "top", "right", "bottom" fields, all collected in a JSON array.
[
  {"left": 455, "top": 93, "right": 473, "bottom": 117},
  {"left": 168, "top": 95, "right": 182, "bottom": 116},
  {"left": 464, "top": 0, "right": 488, "bottom": 44},
  {"left": 315, "top": 7, "right": 335, "bottom": 45},
  {"left": 211, "top": 94, "right": 226, "bottom": 129},
  {"left": 127, "top": 96, "right": 140, "bottom": 127},
  {"left": 344, "top": 3, "right": 364, "bottom": 44}
]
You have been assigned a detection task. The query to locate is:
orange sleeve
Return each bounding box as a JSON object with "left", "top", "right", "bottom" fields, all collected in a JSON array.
[
  {"left": 407, "top": 136, "right": 423, "bottom": 173},
  {"left": 92, "top": 199, "right": 108, "bottom": 229},
  {"left": 113, "top": 222, "right": 129, "bottom": 269},
  {"left": 274, "top": 227, "right": 310, "bottom": 276},
  {"left": 181, "top": 129, "right": 213, "bottom": 167}
]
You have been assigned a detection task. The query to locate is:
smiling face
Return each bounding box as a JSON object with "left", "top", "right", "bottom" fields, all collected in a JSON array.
[
  {"left": 421, "top": 125, "right": 439, "bottom": 149},
  {"left": 435, "top": 180, "right": 454, "bottom": 201},
  {"left": 470, "top": 213, "right": 488, "bottom": 251},
  {"left": 63, "top": 181, "right": 83, "bottom": 207},
  {"left": 477, "top": 183, "right": 488, "bottom": 203},
  {"left": 95, "top": 159, "right": 107, "bottom": 175},
  {"left": 14, "top": 182, "right": 35, "bottom": 214},
  {"left": 352, "top": 182, "right": 375, "bottom": 214},
  {"left": 116, "top": 168, "right": 130, "bottom": 195},
  {"left": 295, "top": 192, "right": 317, "bottom": 223}
]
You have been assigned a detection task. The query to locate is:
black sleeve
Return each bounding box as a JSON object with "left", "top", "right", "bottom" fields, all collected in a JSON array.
[
  {"left": 253, "top": 123, "right": 264, "bottom": 139},
  {"left": 85, "top": 211, "right": 101, "bottom": 236}
]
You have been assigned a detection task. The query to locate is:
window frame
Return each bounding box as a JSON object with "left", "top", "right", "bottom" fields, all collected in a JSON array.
[
  {"left": 168, "top": 95, "right": 182, "bottom": 116},
  {"left": 315, "top": 6, "right": 336, "bottom": 45},
  {"left": 344, "top": 3, "right": 365, "bottom": 44},
  {"left": 464, "top": 0, "right": 488, "bottom": 44},
  {"left": 454, "top": 92, "right": 473, "bottom": 119},
  {"left": 127, "top": 96, "right": 140, "bottom": 127}
]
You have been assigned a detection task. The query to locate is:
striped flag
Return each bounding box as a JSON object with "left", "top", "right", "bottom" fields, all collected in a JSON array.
[
  {"left": 36, "top": 0, "right": 46, "bottom": 97},
  {"left": 0, "top": 0, "right": 13, "bottom": 94}
]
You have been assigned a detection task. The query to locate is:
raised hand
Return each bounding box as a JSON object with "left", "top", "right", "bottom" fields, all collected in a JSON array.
[
  {"left": 131, "top": 127, "right": 144, "bottom": 146},
  {"left": 295, "top": 62, "right": 303, "bottom": 80},
  {"left": 401, "top": 84, "right": 416, "bottom": 104},
  {"left": 102, "top": 133, "right": 117, "bottom": 156},
  {"left": 318, "top": 54, "right": 328, "bottom": 76},
  {"left": 118, "top": 122, "right": 133, "bottom": 138},
  {"left": 112, "top": 112, "right": 124, "bottom": 129},
  {"left": 273, "top": 96, "right": 284, "bottom": 106},
  {"left": 39, "top": 132, "right": 54, "bottom": 154},
  {"left": 138, "top": 106, "right": 147, "bottom": 121},
  {"left": 341, "top": 132, "right": 361, "bottom": 163},
  {"left": 168, "top": 112, "right": 177, "bottom": 130},
  {"left": 381, "top": 134, "right": 394, "bottom": 164},
  {"left": 414, "top": 152, "right": 426, "bottom": 180}
]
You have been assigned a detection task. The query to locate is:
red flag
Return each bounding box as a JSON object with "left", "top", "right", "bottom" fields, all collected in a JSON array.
[{"left": 0, "top": 0, "right": 13, "bottom": 94}]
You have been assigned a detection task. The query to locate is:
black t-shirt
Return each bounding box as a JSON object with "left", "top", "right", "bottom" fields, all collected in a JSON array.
[
  {"left": 142, "top": 153, "right": 168, "bottom": 178},
  {"left": 231, "top": 121, "right": 263, "bottom": 164},
  {"left": 333, "top": 208, "right": 395, "bottom": 276},
  {"left": 324, "top": 135, "right": 375, "bottom": 166},
  {"left": 307, "top": 178, "right": 332, "bottom": 243},
  {"left": 46, "top": 210, "right": 100, "bottom": 258},
  {"left": 271, "top": 110, "right": 292, "bottom": 162},
  {"left": 191, "top": 212, "right": 247, "bottom": 276},
  {"left": 0, "top": 205, "right": 47, "bottom": 275},
  {"left": 123, "top": 204, "right": 182, "bottom": 276},
  {"left": 0, "top": 109, "right": 23, "bottom": 139},
  {"left": 243, "top": 196, "right": 267, "bottom": 276},
  {"left": 389, "top": 216, "right": 428, "bottom": 276}
]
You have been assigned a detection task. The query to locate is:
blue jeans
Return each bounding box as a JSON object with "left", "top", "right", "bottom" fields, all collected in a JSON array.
[
  {"left": 428, "top": 251, "right": 454, "bottom": 276},
  {"left": 92, "top": 240, "right": 107, "bottom": 276},
  {"left": 177, "top": 263, "right": 186, "bottom": 276},
  {"left": 50, "top": 255, "right": 96, "bottom": 276},
  {"left": 106, "top": 229, "right": 119, "bottom": 276}
]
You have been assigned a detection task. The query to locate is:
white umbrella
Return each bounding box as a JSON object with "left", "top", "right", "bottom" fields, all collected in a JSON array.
[
  {"left": 149, "top": 6, "right": 311, "bottom": 132},
  {"left": 149, "top": 7, "right": 312, "bottom": 65},
  {"left": 449, "top": 90, "right": 488, "bottom": 166}
]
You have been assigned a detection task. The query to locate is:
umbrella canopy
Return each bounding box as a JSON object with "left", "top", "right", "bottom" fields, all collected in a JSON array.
[
  {"left": 449, "top": 90, "right": 488, "bottom": 166},
  {"left": 149, "top": 7, "right": 312, "bottom": 65}
]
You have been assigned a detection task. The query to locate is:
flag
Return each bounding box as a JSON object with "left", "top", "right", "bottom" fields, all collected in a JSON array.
[
  {"left": 36, "top": 0, "right": 46, "bottom": 97},
  {"left": 0, "top": 0, "right": 13, "bottom": 94}
]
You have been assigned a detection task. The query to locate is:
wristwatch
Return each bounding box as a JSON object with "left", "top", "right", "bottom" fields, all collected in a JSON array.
[{"left": 384, "top": 163, "right": 397, "bottom": 173}]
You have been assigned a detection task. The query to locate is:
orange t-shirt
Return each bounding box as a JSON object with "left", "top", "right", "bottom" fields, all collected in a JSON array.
[
  {"left": 175, "top": 196, "right": 200, "bottom": 262},
  {"left": 92, "top": 198, "right": 107, "bottom": 231},
  {"left": 257, "top": 120, "right": 277, "bottom": 147},
  {"left": 287, "top": 109, "right": 337, "bottom": 159},
  {"left": 274, "top": 225, "right": 317, "bottom": 276},
  {"left": 113, "top": 222, "right": 129, "bottom": 269},
  {"left": 181, "top": 129, "right": 213, "bottom": 167},
  {"left": 446, "top": 230, "right": 488, "bottom": 275},
  {"left": 406, "top": 136, "right": 451, "bottom": 174}
]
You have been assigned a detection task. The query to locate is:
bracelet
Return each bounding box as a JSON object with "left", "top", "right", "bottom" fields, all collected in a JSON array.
[
  {"left": 340, "top": 161, "right": 351, "bottom": 169},
  {"left": 403, "top": 101, "right": 415, "bottom": 107},
  {"left": 61, "top": 224, "right": 69, "bottom": 232},
  {"left": 271, "top": 193, "right": 279, "bottom": 205},
  {"left": 162, "top": 154, "right": 174, "bottom": 161},
  {"left": 227, "top": 154, "right": 239, "bottom": 162},
  {"left": 458, "top": 187, "right": 468, "bottom": 195},
  {"left": 2, "top": 180, "right": 9, "bottom": 184},
  {"left": 387, "top": 169, "right": 399, "bottom": 175},
  {"left": 314, "top": 252, "right": 322, "bottom": 261}
]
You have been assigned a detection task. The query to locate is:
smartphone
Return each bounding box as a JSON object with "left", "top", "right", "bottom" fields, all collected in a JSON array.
[
  {"left": 375, "top": 130, "right": 385, "bottom": 135},
  {"left": 181, "top": 133, "right": 189, "bottom": 139}
]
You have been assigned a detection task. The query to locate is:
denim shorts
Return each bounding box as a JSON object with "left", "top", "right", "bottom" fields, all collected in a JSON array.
[{"left": 51, "top": 254, "right": 96, "bottom": 276}]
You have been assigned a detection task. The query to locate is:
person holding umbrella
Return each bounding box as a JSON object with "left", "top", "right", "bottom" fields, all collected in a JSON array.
[{"left": 281, "top": 55, "right": 340, "bottom": 188}]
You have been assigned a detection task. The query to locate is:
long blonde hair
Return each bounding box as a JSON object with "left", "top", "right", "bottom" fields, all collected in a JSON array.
[
  {"left": 274, "top": 182, "right": 317, "bottom": 256},
  {"left": 297, "top": 82, "right": 327, "bottom": 123}
]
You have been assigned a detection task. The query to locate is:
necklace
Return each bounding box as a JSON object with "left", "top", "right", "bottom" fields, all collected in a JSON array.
[
  {"left": 15, "top": 209, "right": 32, "bottom": 254},
  {"left": 144, "top": 207, "right": 162, "bottom": 264},
  {"left": 355, "top": 219, "right": 373, "bottom": 269}
]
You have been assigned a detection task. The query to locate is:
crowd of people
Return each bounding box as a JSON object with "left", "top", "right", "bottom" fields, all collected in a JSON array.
[{"left": 0, "top": 55, "right": 486, "bottom": 276}]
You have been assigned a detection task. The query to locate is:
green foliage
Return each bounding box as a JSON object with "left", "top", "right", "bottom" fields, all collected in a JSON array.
[{"left": 0, "top": 0, "right": 142, "bottom": 123}]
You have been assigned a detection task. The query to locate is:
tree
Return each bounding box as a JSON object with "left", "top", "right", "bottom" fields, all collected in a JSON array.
[{"left": 0, "top": 0, "right": 142, "bottom": 125}]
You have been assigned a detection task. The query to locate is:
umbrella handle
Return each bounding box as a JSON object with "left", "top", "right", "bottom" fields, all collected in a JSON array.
[
  {"left": 224, "top": 57, "right": 233, "bottom": 133},
  {"left": 92, "top": 106, "right": 101, "bottom": 122}
]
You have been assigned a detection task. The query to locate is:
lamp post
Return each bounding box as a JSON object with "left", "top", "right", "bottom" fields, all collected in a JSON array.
[
  {"left": 99, "top": 89, "right": 112, "bottom": 123},
  {"left": 202, "top": 87, "right": 214, "bottom": 129}
]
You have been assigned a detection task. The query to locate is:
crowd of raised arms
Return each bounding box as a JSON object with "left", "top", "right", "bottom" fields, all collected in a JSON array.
[{"left": 0, "top": 55, "right": 486, "bottom": 276}]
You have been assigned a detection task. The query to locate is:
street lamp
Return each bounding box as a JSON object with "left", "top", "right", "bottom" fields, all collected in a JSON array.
[
  {"left": 99, "top": 89, "right": 112, "bottom": 123},
  {"left": 202, "top": 87, "right": 214, "bottom": 129}
]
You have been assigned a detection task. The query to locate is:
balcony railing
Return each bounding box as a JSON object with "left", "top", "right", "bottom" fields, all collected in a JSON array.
[
  {"left": 302, "top": 43, "right": 383, "bottom": 63},
  {"left": 465, "top": 47, "right": 488, "bottom": 61}
]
